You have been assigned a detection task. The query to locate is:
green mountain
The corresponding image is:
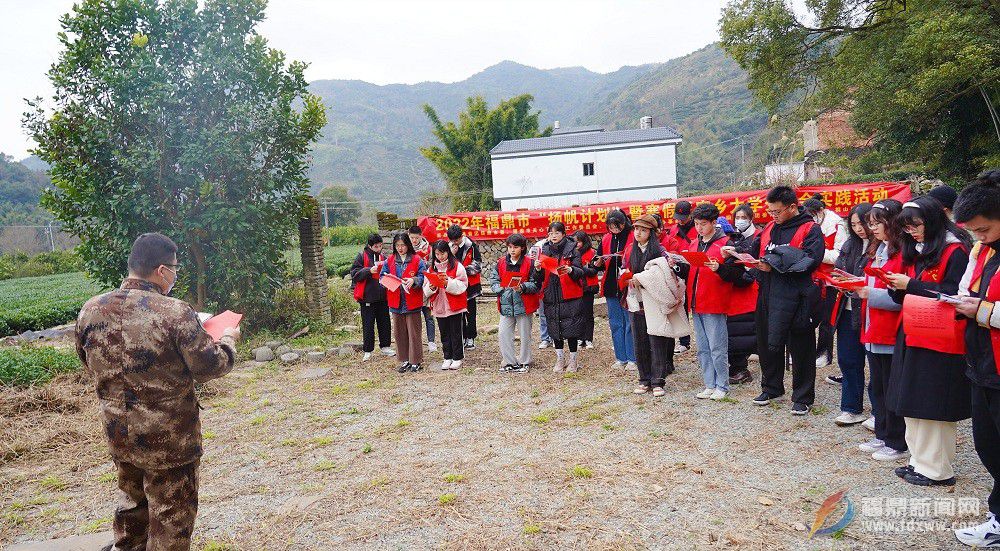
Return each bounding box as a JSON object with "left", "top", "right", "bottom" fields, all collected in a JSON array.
[
  {"left": 0, "top": 154, "right": 51, "bottom": 225},
  {"left": 306, "top": 43, "right": 768, "bottom": 210}
]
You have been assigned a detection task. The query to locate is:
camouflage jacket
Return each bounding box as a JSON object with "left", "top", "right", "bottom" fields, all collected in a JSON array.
[{"left": 76, "top": 278, "right": 236, "bottom": 469}]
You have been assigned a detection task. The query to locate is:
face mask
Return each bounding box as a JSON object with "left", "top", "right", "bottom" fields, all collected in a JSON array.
[
  {"left": 161, "top": 266, "right": 176, "bottom": 295},
  {"left": 735, "top": 219, "right": 751, "bottom": 232}
]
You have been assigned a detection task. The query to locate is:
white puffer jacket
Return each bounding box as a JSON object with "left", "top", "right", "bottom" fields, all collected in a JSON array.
[{"left": 633, "top": 257, "right": 691, "bottom": 338}]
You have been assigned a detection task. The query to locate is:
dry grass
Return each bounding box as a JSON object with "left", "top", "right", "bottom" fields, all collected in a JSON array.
[{"left": 0, "top": 305, "right": 992, "bottom": 550}]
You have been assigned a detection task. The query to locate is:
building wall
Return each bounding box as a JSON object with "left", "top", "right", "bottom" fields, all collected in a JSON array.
[{"left": 491, "top": 142, "right": 678, "bottom": 210}]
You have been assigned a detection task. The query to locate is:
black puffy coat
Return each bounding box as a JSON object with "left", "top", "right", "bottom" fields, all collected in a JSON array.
[
  {"left": 831, "top": 237, "right": 870, "bottom": 329},
  {"left": 349, "top": 247, "right": 387, "bottom": 303},
  {"left": 541, "top": 238, "right": 587, "bottom": 341}
]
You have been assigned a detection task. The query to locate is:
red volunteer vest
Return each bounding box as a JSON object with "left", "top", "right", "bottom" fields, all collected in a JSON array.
[
  {"left": 542, "top": 250, "right": 584, "bottom": 300},
  {"left": 758, "top": 220, "right": 815, "bottom": 253},
  {"left": 459, "top": 245, "right": 481, "bottom": 287},
  {"left": 902, "top": 243, "right": 967, "bottom": 354},
  {"left": 428, "top": 262, "right": 468, "bottom": 312},
  {"left": 970, "top": 245, "right": 1000, "bottom": 371},
  {"left": 860, "top": 252, "right": 903, "bottom": 346},
  {"left": 685, "top": 235, "right": 733, "bottom": 315},
  {"left": 728, "top": 228, "right": 761, "bottom": 316},
  {"left": 600, "top": 231, "right": 633, "bottom": 295},
  {"left": 580, "top": 249, "right": 600, "bottom": 291},
  {"left": 496, "top": 256, "right": 540, "bottom": 315},
  {"left": 385, "top": 254, "right": 424, "bottom": 311},
  {"left": 353, "top": 250, "right": 385, "bottom": 302}
]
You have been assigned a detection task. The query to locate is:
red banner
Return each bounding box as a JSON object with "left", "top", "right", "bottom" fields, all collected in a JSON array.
[{"left": 416, "top": 182, "right": 912, "bottom": 242}]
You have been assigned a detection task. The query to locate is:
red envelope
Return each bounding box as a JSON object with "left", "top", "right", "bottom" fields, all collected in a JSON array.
[
  {"left": 202, "top": 310, "right": 243, "bottom": 342},
  {"left": 379, "top": 273, "right": 403, "bottom": 292},
  {"left": 902, "top": 295, "right": 958, "bottom": 342}
]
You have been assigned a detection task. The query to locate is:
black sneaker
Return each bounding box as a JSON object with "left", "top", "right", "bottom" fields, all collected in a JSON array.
[
  {"left": 903, "top": 471, "right": 955, "bottom": 487},
  {"left": 397, "top": 362, "right": 411, "bottom": 373},
  {"left": 825, "top": 375, "right": 843, "bottom": 385},
  {"left": 791, "top": 402, "right": 811, "bottom": 415},
  {"left": 752, "top": 392, "right": 774, "bottom": 406},
  {"left": 408, "top": 363, "right": 423, "bottom": 372},
  {"left": 511, "top": 363, "right": 529, "bottom": 373},
  {"left": 894, "top": 465, "right": 914, "bottom": 479},
  {"left": 499, "top": 364, "right": 515, "bottom": 373},
  {"left": 729, "top": 370, "right": 753, "bottom": 385},
  {"left": 465, "top": 339, "right": 476, "bottom": 350}
]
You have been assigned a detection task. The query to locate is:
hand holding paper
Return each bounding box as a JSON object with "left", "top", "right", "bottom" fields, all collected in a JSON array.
[
  {"left": 379, "top": 273, "right": 402, "bottom": 292},
  {"left": 202, "top": 310, "right": 243, "bottom": 342}
]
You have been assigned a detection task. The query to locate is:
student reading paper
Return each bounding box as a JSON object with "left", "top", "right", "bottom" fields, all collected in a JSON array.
[
  {"left": 380, "top": 232, "right": 427, "bottom": 373},
  {"left": 422, "top": 240, "right": 468, "bottom": 370},
  {"left": 490, "top": 233, "right": 542, "bottom": 373}
]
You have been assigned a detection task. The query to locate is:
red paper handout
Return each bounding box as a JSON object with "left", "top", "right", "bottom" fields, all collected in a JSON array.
[
  {"left": 733, "top": 252, "right": 758, "bottom": 265},
  {"left": 426, "top": 272, "right": 448, "bottom": 288},
  {"left": 501, "top": 275, "right": 523, "bottom": 289},
  {"left": 202, "top": 310, "right": 243, "bottom": 342},
  {"left": 679, "top": 251, "right": 715, "bottom": 266},
  {"left": 864, "top": 266, "right": 894, "bottom": 286},
  {"left": 537, "top": 254, "right": 560, "bottom": 275},
  {"left": 379, "top": 273, "right": 403, "bottom": 292},
  {"left": 902, "top": 295, "right": 958, "bottom": 342}
]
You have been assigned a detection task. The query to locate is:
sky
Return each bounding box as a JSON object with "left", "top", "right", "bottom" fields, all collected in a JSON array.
[{"left": 0, "top": 0, "right": 728, "bottom": 160}]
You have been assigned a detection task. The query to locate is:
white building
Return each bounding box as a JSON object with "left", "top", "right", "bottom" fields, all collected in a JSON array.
[{"left": 489, "top": 119, "right": 682, "bottom": 210}]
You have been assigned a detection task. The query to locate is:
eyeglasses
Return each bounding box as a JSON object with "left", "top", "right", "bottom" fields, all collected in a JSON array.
[
  {"left": 903, "top": 222, "right": 924, "bottom": 233},
  {"left": 162, "top": 263, "right": 181, "bottom": 273},
  {"left": 766, "top": 205, "right": 792, "bottom": 217}
]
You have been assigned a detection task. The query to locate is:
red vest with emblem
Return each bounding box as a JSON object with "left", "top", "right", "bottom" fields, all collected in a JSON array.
[
  {"left": 542, "top": 249, "right": 584, "bottom": 300},
  {"left": 669, "top": 223, "right": 696, "bottom": 250},
  {"left": 860, "top": 252, "right": 903, "bottom": 346},
  {"left": 385, "top": 254, "right": 424, "bottom": 311},
  {"left": 353, "top": 250, "right": 385, "bottom": 302},
  {"left": 970, "top": 244, "right": 1000, "bottom": 371},
  {"left": 902, "top": 242, "right": 967, "bottom": 354},
  {"left": 458, "top": 244, "right": 481, "bottom": 287},
  {"left": 496, "top": 256, "right": 540, "bottom": 315},
  {"left": 428, "top": 261, "right": 468, "bottom": 312},
  {"left": 685, "top": 235, "right": 733, "bottom": 314},
  {"left": 580, "top": 248, "right": 600, "bottom": 292},
  {"left": 600, "top": 231, "right": 634, "bottom": 295},
  {"left": 758, "top": 220, "right": 815, "bottom": 254},
  {"left": 728, "top": 228, "right": 761, "bottom": 316}
]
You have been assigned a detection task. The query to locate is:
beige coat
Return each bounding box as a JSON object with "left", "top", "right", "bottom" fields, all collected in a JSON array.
[{"left": 633, "top": 257, "right": 691, "bottom": 338}]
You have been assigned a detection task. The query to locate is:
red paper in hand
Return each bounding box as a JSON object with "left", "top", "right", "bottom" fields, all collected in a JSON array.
[
  {"left": 733, "top": 252, "right": 758, "bottom": 265},
  {"left": 537, "top": 254, "right": 560, "bottom": 274},
  {"left": 501, "top": 275, "right": 523, "bottom": 289},
  {"left": 864, "top": 266, "right": 894, "bottom": 286},
  {"left": 426, "top": 272, "right": 448, "bottom": 288},
  {"left": 679, "top": 251, "right": 713, "bottom": 266},
  {"left": 902, "top": 295, "right": 959, "bottom": 342},
  {"left": 379, "top": 274, "right": 403, "bottom": 292},
  {"left": 202, "top": 310, "right": 243, "bottom": 342}
]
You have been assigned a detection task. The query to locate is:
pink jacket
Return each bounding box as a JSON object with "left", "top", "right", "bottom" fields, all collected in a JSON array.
[{"left": 423, "top": 261, "right": 468, "bottom": 317}]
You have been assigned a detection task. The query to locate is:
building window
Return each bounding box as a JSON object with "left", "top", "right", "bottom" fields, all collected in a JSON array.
[{"left": 583, "top": 162, "right": 594, "bottom": 176}]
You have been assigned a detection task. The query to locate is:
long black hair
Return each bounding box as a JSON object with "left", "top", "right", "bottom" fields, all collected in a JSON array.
[
  {"left": 868, "top": 199, "right": 903, "bottom": 257},
  {"left": 897, "top": 195, "right": 972, "bottom": 268},
  {"left": 431, "top": 239, "right": 456, "bottom": 271},
  {"left": 606, "top": 208, "right": 632, "bottom": 233},
  {"left": 845, "top": 202, "right": 875, "bottom": 258},
  {"left": 391, "top": 231, "right": 416, "bottom": 258},
  {"left": 573, "top": 230, "right": 592, "bottom": 253}
]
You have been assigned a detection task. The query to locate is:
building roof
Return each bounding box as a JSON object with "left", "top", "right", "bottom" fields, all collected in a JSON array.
[
  {"left": 491, "top": 126, "right": 682, "bottom": 156},
  {"left": 551, "top": 125, "right": 604, "bottom": 136}
]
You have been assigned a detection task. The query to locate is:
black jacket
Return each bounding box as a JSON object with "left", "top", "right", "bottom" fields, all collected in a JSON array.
[
  {"left": 349, "top": 247, "right": 387, "bottom": 304},
  {"left": 454, "top": 237, "right": 483, "bottom": 298},
  {"left": 832, "top": 237, "right": 871, "bottom": 330},
  {"left": 541, "top": 237, "right": 586, "bottom": 341},
  {"left": 966, "top": 241, "right": 1000, "bottom": 390},
  {"left": 597, "top": 231, "right": 630, "bottom": 299}
]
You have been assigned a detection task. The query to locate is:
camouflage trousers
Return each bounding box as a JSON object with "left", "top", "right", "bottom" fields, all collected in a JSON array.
[{"left": 113, "top": 460, "right": 199, "bottom": 551}]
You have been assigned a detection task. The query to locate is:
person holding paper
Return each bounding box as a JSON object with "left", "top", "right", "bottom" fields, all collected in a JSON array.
[
  {"left": 447, "top": 224, "right": 483, "bottom": 350},
  {"left": 592, "top": 209, "right": 637, "bottom": 373},
  {"left": 423, "top": 240, "right": 468, "bottom": 370},
  {"left": 747, "top": 185, "right": 825, "bottom": 415},
  {"left": 803, "top": 195, "right": 849, "bottom": 371},
  {"left": 574, "top": 230, "right": 600, "bottom": 349},
  {"left": 665, "top": 202, "right": 696, "bottom": 353},
  {"left": 950, "top": 171, "right": 1000, "bottom": 547},
  {"left": 490, "top": 233, "right": 542, "bottom": 373},
  {"left": 532, "top": 237, "right": 554, "bottom": 350},
  {"left": 381, "top": 232, "right": 427, "bottom": 373},
  {"left": 350, "top": 233, "right": 394, "bottom": 361},
  {"left": 539, "top": 221, "right": 587, "bottom": 373},
  {"left": 672, "top": 204, "right": 744, "bottom": 401},
  {"left": 409, "top": 225, "right": 437, "bottom": 353},
  {"left": 857, "top": 199, "right": 908, "bottom": 460},
  {"left": 722, "top": 203, "right": 760, "bottom": 385},
  {"left": 885, "top": 195, "right": 972, "bottom": 487},
  {"left": 75, "top": 233, "right": 239, "bottom": 551}
]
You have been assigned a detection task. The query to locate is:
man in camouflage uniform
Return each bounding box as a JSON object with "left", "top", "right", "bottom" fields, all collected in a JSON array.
[{"left": 76, "top": 233, "right": 239, "bottom": 551}]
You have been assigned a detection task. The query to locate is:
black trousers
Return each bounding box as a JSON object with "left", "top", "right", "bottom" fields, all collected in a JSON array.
[
  {"left": 867, "top": 351, "right": 907, "bottom": 451},
  {"left": 972, "top": 384, "right": 1000, "bottom": 516},
  {"left": 360, "top": 301, "right": 391, "bottom": 353},
  {"left": 463, "top": 298, "right": 478, "bottom": 340},
  {"left": 630, "top": 312, "right": 674, "bottom": 387},
  {"left": 755, "top": 305, "right": 817, "bottom": 405},
  {"left": 437, "top": 314, "right": 465, "bottom": 361},
  {"left": 816, "top": 291, "right": 837, "bottom": 361},
  {"left": 553, "top": 338, "right": 578, "bottom": 352},
  {"left": 729, "top": 351, "right": 749, "bottom": 375}
]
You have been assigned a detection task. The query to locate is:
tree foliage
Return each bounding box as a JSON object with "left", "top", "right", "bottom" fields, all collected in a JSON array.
[
  {"left": 720, "top": 0, "right": 1000, "bottom": 180},
  {"left": 24, "top": 0, "right": 326, "bottom": 314},
  {"left": 0, "top": 154, "right": 52, "bottom": 225},
  {"left": 421, "top": 95, "right": 550, "bottom": 212}
]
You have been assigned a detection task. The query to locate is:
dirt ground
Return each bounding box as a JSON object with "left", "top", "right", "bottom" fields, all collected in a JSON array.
[{"left": 0, "top": 304, "right": 990, "bottom": 550}]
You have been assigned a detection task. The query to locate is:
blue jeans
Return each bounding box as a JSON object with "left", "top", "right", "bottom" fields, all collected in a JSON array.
[
  {"left": 606, "top": 297, "right": 636, "bottom": 363},
  {"left": 836, "top": 314, "right": 866, "bottom": 414},
  {"left": 422, "top": 306, "right": 435, "bottom": 342},
  {"left": 693, "top": 312, "right": 729, "bottom": 392},
  {"left": 538, "top": 310, "right": 550, "bottom": 342}
]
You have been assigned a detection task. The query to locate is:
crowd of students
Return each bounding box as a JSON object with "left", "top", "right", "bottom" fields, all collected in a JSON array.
[{"left": 349, "top": 173, "right": 1000, "bottom": 547}]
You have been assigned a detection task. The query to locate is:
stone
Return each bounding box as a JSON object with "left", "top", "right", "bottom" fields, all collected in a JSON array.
[
  {"left": 264, "top": 340, "right": 283, "bottom": 349},
  {"left": 275, "top": 345, "right": 292, "bottom": 355},
  {"left": 254, "top": 347, "right": 276, "bottom": 362},
  {"left": 280, "top": 352, "right": 301, "bottom": 364},
  {"left": 336, "top": 324, "right": 359, "bottom": 332},
  {"left": 280, "top": 494, "right": 323, "bottom": 514},
  {"left": 343, "top": 341, "right": 364, "bottom": 352},
  {"left": 7, "top": 532, "right": 113, "bottom": 551},
  {"left": 292, "top": 348, "right": 307, "bottom": 356},
  {"left": 337, "top": 346, "right": 353, "bottom": 357},
  {"left": 298, "top": 367, "right": 330, "bottom": 380},
  {"left": 306, "top": 351, "right": 326, "bottom": 363}
]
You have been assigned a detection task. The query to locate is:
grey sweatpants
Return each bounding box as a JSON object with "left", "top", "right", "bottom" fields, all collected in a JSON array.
[{"left": 499, "top": 314, "right": 533, "bottom": 366}]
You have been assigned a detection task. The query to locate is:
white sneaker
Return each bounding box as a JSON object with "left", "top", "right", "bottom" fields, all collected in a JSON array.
[
  {"left": 380, "top": 347, "right": 395, "bottom": 356},
  {"left": 834, "top": 412, "right": 868, "bottom": 426},
  {"left": 428, "top": 341, "right": 438, "bottom": 352},
  {"left": 440, "top": 359, "right": 453, "bottom": 370},
  {"left": 710, "top": 389, "right": 728, "bottom": 401},
  {"left": 450, "top": 359, "right": 463, "bottom": 370},
  {"left": 538, "top": 340, "right": 550, "bottom": 349},
  {"left": 955, "top": 513, "right": 1000, "bottom": 547},
  {"left": 871, "top": 446, "right": 909, "bottom": 461},
  {"left": 362, "top": 352, "right": 371, "bottom": 361},
  {"left": 585, "top": 340, "right": 594, "bottom": 349},
  {"left": 675, "top": 344, "right": 690, "bottom": 354},
  {"left": 696, "top": 388, "right": 714, "bottom": 399},
  {"left": 862, "top": 417, "right": 876, "bottom": 431},
  {"left": 859, "top": 438, "right": 885, "bottom": 453},
  {"left": 625, "top": 361, "right": 638, "bottom": 371},
  {"left": 611, "top": 361, "right": 626, "bottom": 372},
  {"left": 816, "top": 355, "right": 830, "bottom": 368}
]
